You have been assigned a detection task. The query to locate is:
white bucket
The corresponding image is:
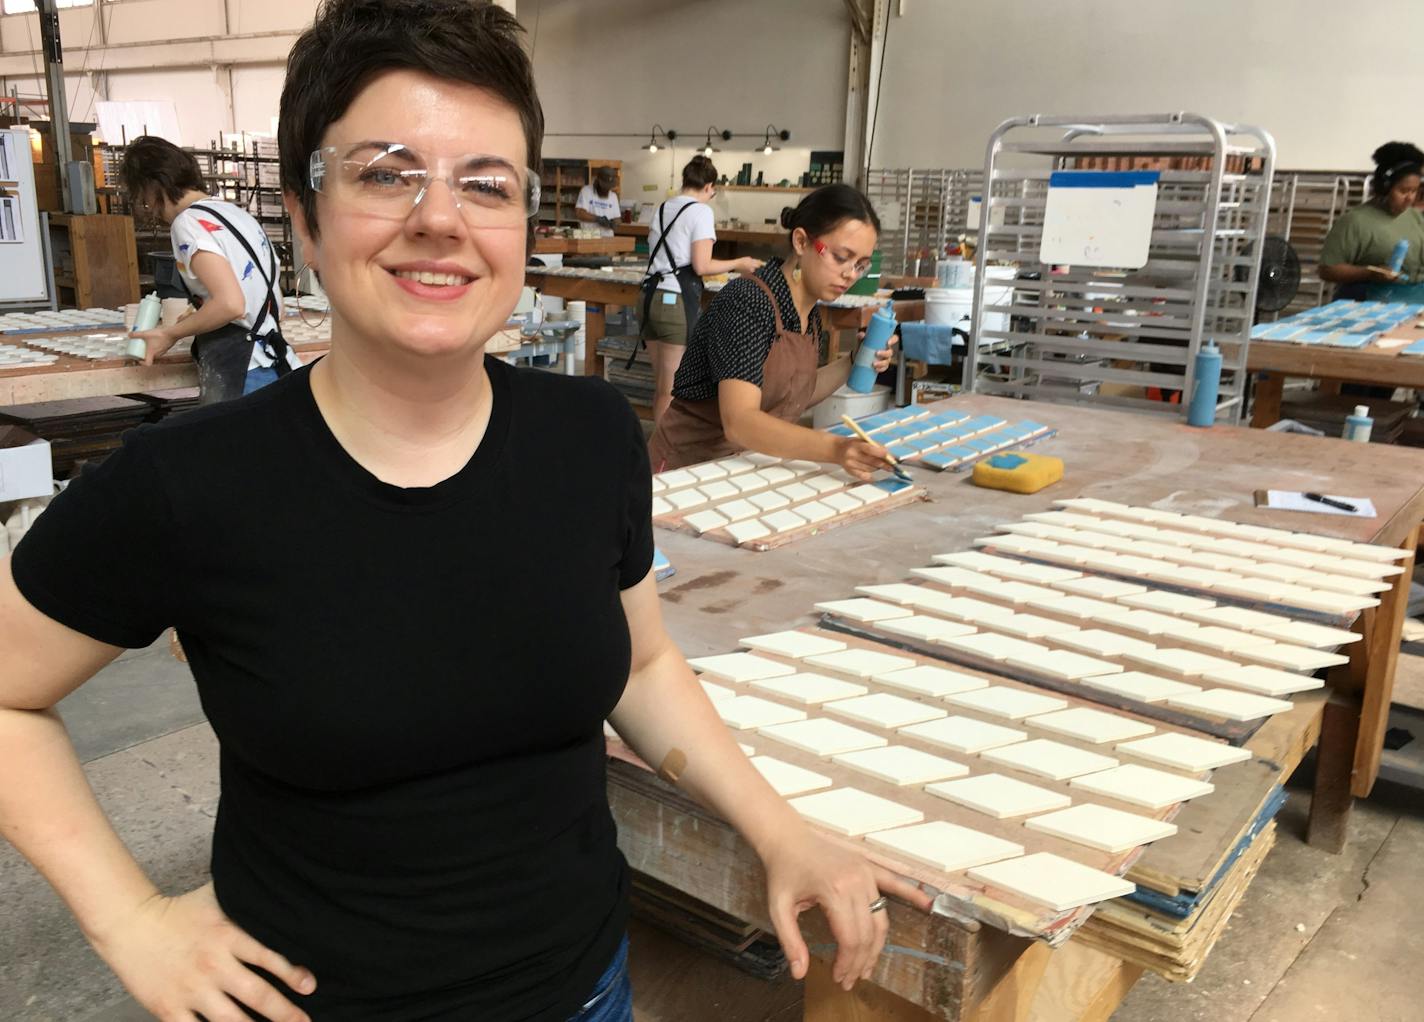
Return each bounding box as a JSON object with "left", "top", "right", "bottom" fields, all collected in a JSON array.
[
  {"left": 925, "top": 287, "right": 973, "bottom": 328},
  {"left": 812, "top": 383, "right": 893, "bottom": 428},
  {"left": 567, "top": 300, "right": 587, "bottom": 362}
]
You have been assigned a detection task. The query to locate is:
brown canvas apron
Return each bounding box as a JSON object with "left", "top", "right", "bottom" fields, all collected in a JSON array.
[{"left": 648, "top": 274, "right": 819, "bottom": 471}]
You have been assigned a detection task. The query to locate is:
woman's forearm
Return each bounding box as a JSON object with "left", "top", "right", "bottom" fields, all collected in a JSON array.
[
  {"left": 810, "top": 355, "right": 853, "bottom": 406},
  {"left": 0, "top": 707, "right": 161, "bottom": 943},
  {"left": 1318, "top": 263, "right": 1374, "bottom": 284},
  {"left": 724, "top": 406, "right": 843, "bottom": 464}
]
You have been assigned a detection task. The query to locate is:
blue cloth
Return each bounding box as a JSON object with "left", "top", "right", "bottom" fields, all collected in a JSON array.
[
  {"left": 899, "top": 321, "right": 962, "bottom": 365},
  {"left": 243, "top": 366, "right": 280, "bottom": 395},
  {"left": 568, "top": 935, "right": 632, "bottom": 1021}
]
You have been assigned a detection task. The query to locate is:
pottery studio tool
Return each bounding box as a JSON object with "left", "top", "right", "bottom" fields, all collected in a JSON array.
[
  {"left": 841, "top": 414, "right": 913, "bottom": 484},
  {"left": 971, "top": 451, "right": 1064, "bottom": 494}
]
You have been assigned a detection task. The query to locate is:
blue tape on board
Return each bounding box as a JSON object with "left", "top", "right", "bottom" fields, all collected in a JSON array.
[{"left": 1047, "top": 170, "right": 1161, "bottom": 188}]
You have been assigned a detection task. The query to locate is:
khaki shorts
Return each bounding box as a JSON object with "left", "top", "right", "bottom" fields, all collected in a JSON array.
[{"left": 642, "top": 292, "right": 689, "bottom": 345}]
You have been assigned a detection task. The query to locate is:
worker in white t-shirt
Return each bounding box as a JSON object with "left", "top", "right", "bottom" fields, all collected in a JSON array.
[
  {"left": 639, "top": 156, "right": 762, "bottom": 423},
  {"left": 575, "top": 166, "right": 621, "bottom": 237}
]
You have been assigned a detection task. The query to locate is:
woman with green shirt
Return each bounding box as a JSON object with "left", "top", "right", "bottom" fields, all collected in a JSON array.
[{"left": 1319, "top": 141, "right": 1424, "bottom": 301}]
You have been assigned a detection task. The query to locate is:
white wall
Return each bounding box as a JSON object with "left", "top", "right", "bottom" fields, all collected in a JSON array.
[{"left": 872, "top": 0, "right": 1418, "bottom": 173}]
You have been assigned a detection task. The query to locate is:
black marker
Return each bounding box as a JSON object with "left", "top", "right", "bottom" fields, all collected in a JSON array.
[{"left": 1304, "top": 492, "right": 1357, "bottom": 513}]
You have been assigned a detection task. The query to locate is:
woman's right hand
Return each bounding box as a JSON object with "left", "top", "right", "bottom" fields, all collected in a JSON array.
[
  {"left": 1366, "top": 265, "right": 1401, "bottom": 283},
  {"left": 734, "top": 257, "right": 765, "bottom": 275},
  {"left": 92, "top": 883, "right": 316, "bottom": 1022},
  {"left": 836, "top": 437, "right": 893, "bottom": 481}
]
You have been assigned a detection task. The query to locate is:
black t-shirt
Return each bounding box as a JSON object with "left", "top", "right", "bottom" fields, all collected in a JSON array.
[
  {"left": 11, "top": 358, "right": 654, "bottom": 1021},
  {"left": 671, "top": 257, "right": 824, "bottom": 401}
]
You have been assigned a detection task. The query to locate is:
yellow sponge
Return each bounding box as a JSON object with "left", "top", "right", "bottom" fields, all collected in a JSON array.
[{"left": 972, "top": 451, "right": 1063, "bottom": 494}]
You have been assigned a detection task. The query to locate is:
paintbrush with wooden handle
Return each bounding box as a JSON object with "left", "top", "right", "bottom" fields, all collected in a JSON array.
[{"left": 840, "top": 414, "right": 913, "bottom": 484}]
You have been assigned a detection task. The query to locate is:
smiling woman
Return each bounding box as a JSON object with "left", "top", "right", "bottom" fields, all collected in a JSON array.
[{"left": 0, "top": 2, "right": 927, "bottom": 1021}]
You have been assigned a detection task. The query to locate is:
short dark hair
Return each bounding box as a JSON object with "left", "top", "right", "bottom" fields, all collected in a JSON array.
[
  {"left": 118, "top": 136, "right": 206, "bottom": 207},
  {"left": 682, "top": 155, "right": 718, "bottom": 190},
  {"left": 779, "top": 184, "right": 881, "bottom": 238},
  {"left": 1371, "top": 141, "right": 1424, "bottom": 197},
  {"left": 280, "top": 0, "right": 545, "bottom": 238}
]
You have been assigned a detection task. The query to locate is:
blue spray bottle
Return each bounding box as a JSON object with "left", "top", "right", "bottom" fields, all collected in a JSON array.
[
  {"left": 1187, "top": 339, "right": 1222, "bottom": 427},
  {"left": 848, "top": 303, "right": 898, "bottom": 393}
]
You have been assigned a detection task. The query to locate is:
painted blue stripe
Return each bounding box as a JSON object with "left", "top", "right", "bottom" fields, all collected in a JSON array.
[{"left": 1048, "top": 170, "right": 1161, "bottom": 189}]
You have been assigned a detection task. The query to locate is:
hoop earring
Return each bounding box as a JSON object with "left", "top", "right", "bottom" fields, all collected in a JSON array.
[{"left": 296, "top": 262, "right": 329, "bottom": 329}]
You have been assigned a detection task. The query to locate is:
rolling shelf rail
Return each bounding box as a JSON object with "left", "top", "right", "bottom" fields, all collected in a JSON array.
[
  {"left": 963, "top": 112, "right": 1277, "bottom": 426},
  {"left": 864, "top": 167, "right": 984, "bottom": 276}
]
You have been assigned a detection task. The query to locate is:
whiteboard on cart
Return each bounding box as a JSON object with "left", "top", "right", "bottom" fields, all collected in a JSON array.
[
  {"left": 1039, "top": 170, "right": 1159, "bottom": 269},
  {"left": 0, "top": 128, "right": 49, "bottom": 305}
]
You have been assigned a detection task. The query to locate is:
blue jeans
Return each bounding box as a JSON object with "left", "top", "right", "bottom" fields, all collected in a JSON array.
[
  {"left": 243, "top": 366, "right": 280, "bottom": 395},
  {"left": 568, "top": 935, "right": 632, "bottom": 1021}
]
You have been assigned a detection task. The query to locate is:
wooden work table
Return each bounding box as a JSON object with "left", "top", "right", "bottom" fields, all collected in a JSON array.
[
  {"left": 1249, "top": 338, "right": 1424, "bottom": 426},
  {"left": 623, "top": 394, "right": 1423, "bottom": 1020},
  {"left": 531, "top": 234, "right": 636, "bottom": 256},
  {"left": 614, "top": 221, "right": 785, "bottom": 247}
]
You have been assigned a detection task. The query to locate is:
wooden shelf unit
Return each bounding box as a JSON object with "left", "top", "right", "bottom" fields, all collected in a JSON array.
[
  {"left": 47, "top": 213, "right": 140, "bottom": 309},
  {"left": 539, "top": 158, "right": 623, "bottom": 227}
]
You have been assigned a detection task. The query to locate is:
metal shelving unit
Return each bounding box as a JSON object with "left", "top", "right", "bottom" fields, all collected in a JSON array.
[
  {"left": 963, "top": 113, "right": 1276, "bottom": 425},
  {"left": 865, "top": 167, "right": 983, "bottom": 275},
  {"left": 1266, "top": 170, "right": 1368, "bottom": 316}
]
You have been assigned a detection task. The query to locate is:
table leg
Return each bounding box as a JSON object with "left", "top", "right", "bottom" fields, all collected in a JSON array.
[
  {"left": 1351, "top": 523, "right": 1419, "bottom": 797},
  {"left": 583, "top": 303, "right": 606, "bottom": 378},
  {"left": 1307, "top": 694, "right": 1359, "bottom": 854},
  {"left": 1251, "top": 372, "right": 1284, "bottom": 428}
]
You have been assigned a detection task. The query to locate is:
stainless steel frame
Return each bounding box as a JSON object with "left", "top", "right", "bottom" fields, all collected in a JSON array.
[
  {"left": 865, "top": 167, "right": 984, "bottom": 276},
  {"left": 1265, "top": 170, "right": 1368, "bottom": 316}
]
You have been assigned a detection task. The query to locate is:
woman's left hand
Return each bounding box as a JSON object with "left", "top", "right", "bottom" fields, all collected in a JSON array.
[
  {"left": 763, "top": 824, "right": 933, "bottom": 991},
  {"left": 870, "top": 330, "right": 899, "bottom": 373},
  {"left": 130, "top": 328, "right": 177, "bottom": 366}
]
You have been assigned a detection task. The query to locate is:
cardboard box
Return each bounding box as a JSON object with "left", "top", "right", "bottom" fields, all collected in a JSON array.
[{"left": 0, "top": 426, "right": 54, "bottom": 502}]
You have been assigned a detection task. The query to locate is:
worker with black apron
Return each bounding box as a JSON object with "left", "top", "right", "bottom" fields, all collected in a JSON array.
[
  {"left": 647, "top": 184, "right": 898, "bottom": 480},
  {"left": 637, "top": 156, "right": 764, "bottom": 423}
]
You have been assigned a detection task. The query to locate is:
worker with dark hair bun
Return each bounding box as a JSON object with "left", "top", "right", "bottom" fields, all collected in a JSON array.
[{"left": 1319, "top": 141, "right": 1424, "bottom": 300}]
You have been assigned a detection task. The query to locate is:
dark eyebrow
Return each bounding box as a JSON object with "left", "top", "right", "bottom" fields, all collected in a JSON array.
[
  {"left": 342, "top": 140, "right": 418, "bottom": 162},
  {"left": 456, "top": 155, "right": 520, "bottom": 175}
]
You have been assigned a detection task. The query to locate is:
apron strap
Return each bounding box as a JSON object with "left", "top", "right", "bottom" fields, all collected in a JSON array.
[
  {"left": 633, "top": 200, "right": 702, "bottom": 369},
  {"left": 187, "top": 203, "right": 294, "bottom": 377},
  {"left": 746, "top": 273, "right": 795, "bottom": 337}
]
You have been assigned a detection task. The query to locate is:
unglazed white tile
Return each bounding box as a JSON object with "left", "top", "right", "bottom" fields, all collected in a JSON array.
[
  {"left": 758, "top": 717, "right": 887, "bottom": 756},
  {"left": 874, "top": 665, "right": 990, "bottom": 698},
  {"left": 941, "top": 633, "right": 1052, "bottom": 662},
  {"left": 805, "top": 648, "right": 918, "bottom": 677},
  {"left": 697, "top": 480, "right": 740, "bottom": 503},
  {"left": 699, "top": 679, "right": 736, "bottom": 702},
  {"left": 825, "top": 692, "right": 948, "bottom": 729},
  {"left": 969, "top": 853, "right": 1135, "bottom": 910},
  {"left": 755, "top": 466, "right": 797, "bottom": 486},
  {"left": 1211, "top": 576, "right": 1291, "bottom": 602},
  {"left": 688, "top": 651, "right": 796, "bottom": 683},
  {"left": 919, "top": 596, "right": 1018, "bottom": 622},
  {"left": 932, "top": 551, "right": 1040, "bottom": 574},
  {"left": 814, "top": 598, "right": 913, "bottom": 623},
  {"left": 1051, "top": 576, "right": 1149, "bottom": 599},
  {"left": 1079, "top": 671, "right": 1202, "bottom": 703},
  {"left": 715, "top": 456, "right": 758, "bottom": 476},
  {"left": 728, "top": 473, "right": 768, "bottom": 494},
  {"left": 778, "top": 482, "right": 817, "bottom": 503},
  {"left": 1202, "top": 663, "right": 1325, "bottom": 695},
  {"left": 927, "top": 773, "right": 1071, "bottom": 819},
  {"left": 741, "top": 630, "right": 846, "bottom": 659},
  {"left": 1180, "top": 625, "right": 1278, "bottom": 653},
  {"left": 1248, "top": 619, "right": 1361, "bottom": 649},
  {"left": 1025, "top": 803, "right": 1177, "bottom": 853},
  {"left": 880, "top": 615, "right": 979, "bottom": 643},
  {"left": 987, "top": 612, "right": 1081, "bottom": 639},
  {"left": 1052, "top": 628, "right": 1157, "bottom": 657},
  {"left": 1119, "top": 591, "right": 1217, "bottom": 615},
  {"left": 749, "top": 490, "right": 791, "bottom": 512},
  {"left": 1052, "top": 497, "right": 1133, "bottom": 514},
  {"left": 983, "top": 739, "right": 1119, "bottom": 780},
  {"left": 1122, "top": 648, "right": 1240, "bottom": 679},
  {"left": 833, "top": 745, "right": 969, "bottom": 785},
  {"left": 715, "top": 695, "right": 808, "bottom": 730},
  {"left": 1167, "top": 688, "right": 1294, "bottom": 721},
  {"left": 750, "top": 672, "right": 868, "bottom": 705},
  {"left": 715, "top": 498, "right": 761, "bottom": 523},
  {"left": 750, "top": 756, "right": 834, "bottom": 796},
  {"left": 1239, "top": 643, "right": 1349, "bottom": 672},
  {"left": 742, "top": 452, "right": 781, "bottom": 466},
  {"left": 689, "top": 462, "right": 730, "bottom": 482},
  {"left": 784, "top": 459, "right": 821, "bottom": 474},
  {"left": 1026, "top": 707, "right": 1155, "bottom": 744},
  {"left": 982, "top": 560, "right": 1083, "bottom": 584},
  {"left": 666, "top": 488, "right": 709, "bottom": 511},
  {"left": 726, "top": 518, "right": 772, "bottom": 545},
  {"left": 1070, "top": 763, "right": 1214, "bottom": 809},
  {"left": 901, "top": 715, "right": 1027, "bottom": 754},
  {"left": 945, "top": 686, "right": 1068, "bottom": 720},
  {"left": 656, "top": 469, "right": 698, "bottom": 490},
  {"left": 803, "top": 473, "right": 846, "bottom": 494},
  {"left": 1185, "top": 605, "right": 1285, "bottom": 630},
  {"left": 762, "top": 508, "right": 809, "bottom": 534},
  {"left": 1026, "top": 594, "right": 1127, "bottom": 622},
  {"left": 821, "top": 491, "right": 865, "bottom": 514},
  {"left": 684, "top": 508, "right": 730, "bottom": 535},
  {"left": 1006, "top": 648, "right": 1124, "bottom": 680},
  {"left": 867, "top": 821, "right": 1024, "bottom": 872},
  {"left": 797, "top": 500, "right": 836, "bottom": 524},
  {"left": 651, "top": 496, "right": 673, "bottom": 517},
  {"left": 847, "top": 483, "right": 890, "bottom": 505},
  {"left": 1269, "top": 586, "right": 1377, "bottom": 615},
  {"left": 788, "top": 787, "right": 923, "bottom": 836},
  {"left": 912, "top": 565, "right": 1001, "bottom": 589},
  {"left": 1117, "top": 732, "right": 1251, "bottom": 771}
]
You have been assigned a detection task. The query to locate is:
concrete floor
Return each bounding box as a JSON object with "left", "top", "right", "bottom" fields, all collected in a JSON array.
[{"left": 2, "top": 641, "right": 1422, "bottom": 1022}]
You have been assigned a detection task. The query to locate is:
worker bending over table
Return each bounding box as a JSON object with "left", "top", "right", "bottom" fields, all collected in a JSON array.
[
  {"left": 648, "top": 184, "right": 897, "bottom": 478},
  {"left": 1319, "top": 141, "right": 1424, "bottom": 302}
]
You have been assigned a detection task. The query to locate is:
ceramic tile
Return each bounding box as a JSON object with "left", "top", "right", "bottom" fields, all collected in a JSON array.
[
  {"left": 1166, "top": 688, "right": 1294, "bottom": 721},
  {"left": 982, "top": 739, "right": 1119, "bottom": 780},
  {"left": 1116, "top": 732, "right": 1252, "bottom": 770},
  {"left": 967, "top": 854, "right": 1133, "bottom": 909},
  {"left": 1282, "top": 572, "right": 1388, "bottom": 597},
  {"left": 1025, "top": 707, "right": 1155, "bottom": 744},
  {"left": 902, "top": 714, "right": 1028, "bottom": 757},
  {"left": 651, "top": 496, "right": 673, "bottom": 517},
  {"left": 1246, "top": 561, "right": 1316, "bottom": 584},
  {"left": 1211, "top": 577, "right": 1291, "bottom": 602},
  {"left": 1269, "top": 587, "right": 1377, "bottom": 615},
  {"left": 1026, "top": 510, "right": 1101, "bottom": 528},
  {"left": 941, "top": 633, "right": 1052, "bottom": 662},
  {"left": 1006, "top": 648, "right": 1124, "bottom": 680},
  {"left": 656, "top": 469, "right": 698, "bottom": 490},
  {"left": 1051, "top": 576, "right": 1148, "bottom": 599},
  {"left": 1207, "top": 660, "right": 1328, "bottom": 696},
  {"left": 689, "top": 462, "right": 730, "bottom": 482},
  {"left": 1240, "top": 643, "right": 1349, "bottom": 672},
  {"left": 741, "top": 630, "right": 847, "bottom": 658},
  {"left": 833, "top": 745, "right": 969, "bottom": 785},
  {"left": 715, "top": 456, "right": 758, "bottom": 476},
  {"left": 874, "top": 664, "right": 991, "bottom": 698},
  {"left": 946, "top": 686, "right": 1068, "bottom": 720},
  {"left": 756, "top": 466, "right": 797, "bottom": 486},
  {"left": 715, "top": 695, "right": 808, "bottom": 730},
  {"left": 1180, "top": 625, "right": 1278, "bottom": 653},
  {"left": 1079, "top": 671, "right": 1203, "bottom": 703},
  {"left": 777, "top": 482, "right": 818, "bottom": 504},
  {"left": 684, "top": 509, "right": 730, "bottom": 535},
  {"left": 728, "top": 473, "right": 768, "bottom": 494},
  {"left": 715, "top": 498, "right": 761, "bottom": 522},
  {"left": 924, "top": 596, "right": 1019, "bottom": 623},
  {"left": 726, "top": 519, "right": 772, "bottom": 545},
  {"left": 758, "top": 717, "right": 888, "bottom": 756},
  {"left": 743, "top": 452, "right": 782, "bottom": 466},
  {"left": 989, "top": 612, "right": 1081, "bottom": 639},
  {"left": 867, "top": 821, "right": 1024, "bottom": 872},
  {"left": 858, "top": 583, "right": 941, "bottom": 605},
  {"left": 979, "top": 534, "right": 1068, "bottom": 559},
  {"left": 847, "top": 483, "right": 890, "bottom": 505},
  {"left": 762, "top": 508, "right": 809, "bottom": 534},
  {"left": 1111, "top": 610, "right": 1196, "bottom": 637},
  {"left": 1069, "top": 763, "right": 1214, "bottom": 809},
  {"left": 1053, "top": 497, "right": 1133, "bottom": 514},
  {"left": 699, "top": 680, "right": 735, "bottom": 702},
  {"left": 651, "top": 476, "right": 669, "bottom": 495},
  {"left": 750, "top": 672, "right": 868, "bottom": 705},
  {"left": 666, "top": 488, "right": 709, "bottom": 511},
  {"left": 1026, "top": 594, "right": 1127, "bottom": 621},
  {"left": 880, "top": 615, "right": 979, "bottom": 643},
  {"left": 1025, "top": 803, "right": 1177, "bottom": 853},
  {"left": 931, "top": 551, "right": 1034, "bottom": 574},
  {"left": 1185, "top": 605, "right": 1286, "bottom": 630},
  {"left": 814, "top": 598, "right": 914, "bottom": 623},
  {"left": 750, "top": 756, "right": 834, "bottom": 796},
  {"left": 688, "top": 652, "right": 797, "bottom": 683},
  {"left": 821, "top": 491, "right": 865, "bottom": 514},
  {"left": 912, "top": 565, "right": 997, "bottom": 589},
  {"left": 1122, "top": 648, "right": 1240, "bottom": 679},
  {"left": 927, "top": 773, "right": 1071, "bottom": 819},
  {"left": 803, "top": 474, "right": 847, "bottom": 494},
  {"left": 796, "top": 500, "right": 837, "bottom": 524},
  {"left": 695, "top": 481, "right": 739, "bottom": 505},
  {"left": 987, "top": 581, "right": 1065, "bottom": 606},
  {"left": 982, "top": 560, "right": 1083, "bottom": 584},
  {"left": 1052, "top": 629, "right": 1157, "bottom": 657},
  {"left": 1120, "top": 591, "right": 1217, "bottom": 615},
  {"left": 784, "top": 459, "right": 822, "bottom": 473},
  {"left": 749, "top": 490, "right": 791, "bottom": 512},
  {"left": 805, "top": 648, "right": 919, "bottom": 677},
  {"left": 788, "top": 787, "right": 923, "bottom": 836},
  {"left": 825, "top": 692, "right": 948, "bottom": 729}
]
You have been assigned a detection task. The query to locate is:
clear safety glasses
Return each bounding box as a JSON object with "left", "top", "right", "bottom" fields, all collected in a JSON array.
[{"left": 309, "top": 143, "right": 540, "bottom": 227}]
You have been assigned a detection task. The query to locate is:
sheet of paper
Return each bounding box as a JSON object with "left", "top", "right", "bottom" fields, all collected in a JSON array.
[{"left": 1263, "top": 491, "right": 1377, "bottom": 518}]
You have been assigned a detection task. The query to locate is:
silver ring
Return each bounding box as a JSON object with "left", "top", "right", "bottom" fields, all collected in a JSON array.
[{"left": 868, "top": 896, "right": 888, "bottom": 914}]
